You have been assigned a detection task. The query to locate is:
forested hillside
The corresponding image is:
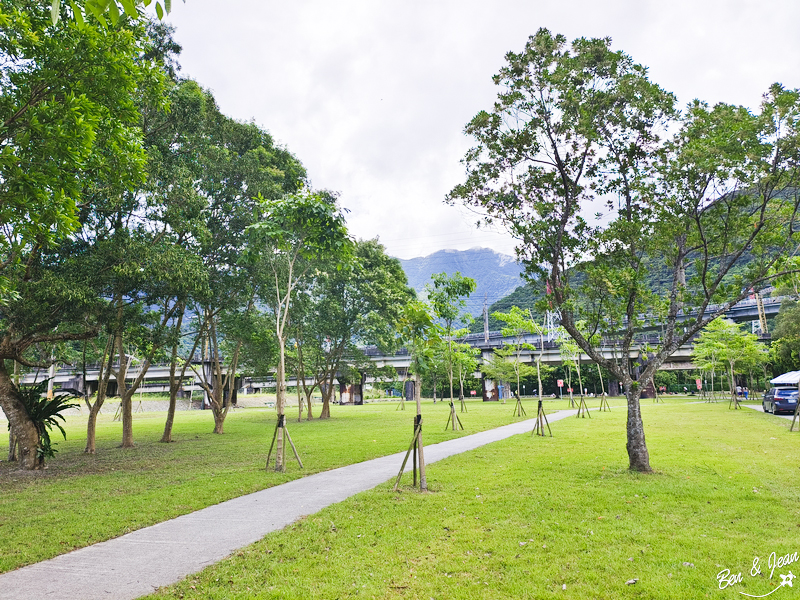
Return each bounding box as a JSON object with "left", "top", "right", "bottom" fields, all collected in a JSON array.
[{"left": 398, "top": 248, "right": 524, "bottom": 317}]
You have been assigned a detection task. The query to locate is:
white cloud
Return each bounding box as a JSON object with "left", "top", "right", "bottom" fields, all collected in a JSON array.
[{"left": 167, "top": 0, "right": 800, "bottom": 259}]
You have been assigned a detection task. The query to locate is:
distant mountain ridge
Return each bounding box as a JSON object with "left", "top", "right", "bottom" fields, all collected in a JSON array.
[{"left": 397, "top": 248, "right": 525, "bottom": 317}]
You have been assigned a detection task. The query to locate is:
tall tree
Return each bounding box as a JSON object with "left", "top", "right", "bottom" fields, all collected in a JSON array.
[
  {"left": 185, "top": 111, "right": 305, "bottom": 436},
  {"left": 301, "top": 238, "right": 414, "bottom": 419},
  {"left": 449, "top": 28, "right": 800, "bottom": 471},
  {"left": 0, "top": 4, "right": 165, "bottom": 467}
]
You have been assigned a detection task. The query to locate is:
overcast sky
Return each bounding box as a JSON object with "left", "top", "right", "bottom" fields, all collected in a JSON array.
[{"left": 165, "top": 0, "right": 800, "bottom": 260}]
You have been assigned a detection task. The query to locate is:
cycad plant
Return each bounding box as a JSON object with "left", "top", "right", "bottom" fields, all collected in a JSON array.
[{"left": 17, "top": 381, "right": 79, "bottom": 467}]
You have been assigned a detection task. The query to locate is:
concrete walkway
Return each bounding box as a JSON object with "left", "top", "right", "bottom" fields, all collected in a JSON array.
[{"left": 0, "top": 409, "right": 579, "bottom": 600}]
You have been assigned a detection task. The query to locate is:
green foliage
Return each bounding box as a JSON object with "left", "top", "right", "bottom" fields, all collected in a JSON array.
[
  {"left": 488, "top": 306, "right": 538, "bottom": 391},
  {"left": 426, "top": 272, "right": 476, "bottom": 401},
  {"left": 427, "top": 272, "right": 476, "bottom": 330},
  {"left": 49, "top": 0, "right": 173, "bottom": 27},
  {"left": 397, "top": 299, "right": 439, "bottom": 379},
  {"left": 771, "top": 300, "right": 800, "bottom": 371},
  {"left": 0, "top": 3, "right": 157, "bottom": 305},
  {"left": 694, "top": 319, "right": 768, "bottom": 400},
  {"left": 17, "top": 381, "right": 79, "bottom": 460},
  {"left": 653, "top": 370, "right": 677, "bottom": 389},
  {"left": 449, "top": 27, "right": 800, "bottom": 470}
]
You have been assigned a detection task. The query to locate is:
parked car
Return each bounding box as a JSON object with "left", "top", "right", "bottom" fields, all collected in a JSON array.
[{"left": 763, "top": 387, "right": 799, "bottom": 414}]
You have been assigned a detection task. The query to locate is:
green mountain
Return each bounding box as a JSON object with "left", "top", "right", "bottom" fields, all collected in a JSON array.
[{"left": 397, "top": 248, "right": 525, "bottom": 318}]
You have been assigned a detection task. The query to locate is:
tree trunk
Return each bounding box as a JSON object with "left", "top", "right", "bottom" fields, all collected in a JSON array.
[
  {"left": 274, "top": 342, "right": 286, "bottom": 471},
  {"left": 320, "top": 376, "right": 333, "bottom": 419},
  {"left": 85, "top": 403, "right": 102, "bottom": 454},
  {"left": 212, "top": 390, "right": 226, "bottom": 434},
  {"left": 162, "top": 320, "right": 184, "bottom": 443},
  {"left": 0, "top": 361, "right": 39, "bottom": 470},
  {"left": 7, "top": 430, "right": 17, "bottom": 462},
  {"left": 297, "top": 375, "right": 303, "bottom": 422},
  {"left": 597, "top": 363, "right": 606, "bottom": 396},
  {"left": 305, "top": 391, "right": 314, "bottom": 420},
  {"left": 162, "top": 380, "right": 178, "bottom": 443},
  {"left": 536, "top": 358, "right": 542, "bottom": 404},
  {"left": 121, "top": 392, "right": 134, "bottom": 447},
  {"left": 86, "top": 337, "right": 113, "bottom": 454},
  {"left": 624, "top": 379, "right": 651, "bottom": 472}
]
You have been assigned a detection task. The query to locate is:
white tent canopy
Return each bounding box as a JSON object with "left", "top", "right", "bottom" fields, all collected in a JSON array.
[{"left": 770, "top": 371, "right": 800, "bottom": 386}]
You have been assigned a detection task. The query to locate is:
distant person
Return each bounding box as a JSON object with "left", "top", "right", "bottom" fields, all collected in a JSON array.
[{"left": 744, "top": 387, "right": 749, "bottom": 400}]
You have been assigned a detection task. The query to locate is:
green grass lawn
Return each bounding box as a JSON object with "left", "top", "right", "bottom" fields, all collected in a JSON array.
[
  {"left": 134, "top": 399, "right": 800, "bottom": 600},
  {"left": 0, "top": 395, "right": 572, "bottom": 573}
]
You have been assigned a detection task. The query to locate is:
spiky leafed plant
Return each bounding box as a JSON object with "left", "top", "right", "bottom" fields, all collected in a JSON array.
[{"left": 17, "top": 381, "right": 79, "bottom": 467}]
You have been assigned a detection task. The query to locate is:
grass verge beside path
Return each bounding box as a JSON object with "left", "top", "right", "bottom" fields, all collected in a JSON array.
[
  {"left": 0, "top": 397, "right": 575, "bottom": 573},
  {"left": 144, "top": 401, "right": 800, "bottom": 600}
]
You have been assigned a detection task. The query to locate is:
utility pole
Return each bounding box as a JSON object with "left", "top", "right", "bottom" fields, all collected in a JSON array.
[
  {"left": 483, "top": 293, "right": 489, "bottom": 344},
  {"left": 755, "top": 292, "right": 768, "bottom": 335}
]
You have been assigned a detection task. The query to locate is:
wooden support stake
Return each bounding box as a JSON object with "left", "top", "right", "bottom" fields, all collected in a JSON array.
[
  {"left": 283, "top": 424, "right": 303, "bottom": 468},
  {"left": 513, "top": 393, "right": 527, "bottom": 417},
  {"left": 791, "top": 403, "right": 800, "bottom": 432},
  {"left": 265, "top": 418, "right": 280, "bottom": 468},
  {"left": 412, "top": 433, "right": 417, "bottom": 487},
  {"left": 532, "top": 399, "right": 552, "bottom": 437},
  {"left": 266, "top": 415, "right": 302, "bottom": 470},
  {"left": 445, "top": 402, "right": 463, "bottom": 431},
  {"left": 576, "top": 395, "right": 591, "bottom": 418},
  {"left": 394, "top": 417, "right": 423, "bottom": 491}
]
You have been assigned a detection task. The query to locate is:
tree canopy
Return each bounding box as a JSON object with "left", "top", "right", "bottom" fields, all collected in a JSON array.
[{"left": 449, "top": 28, "right": 800, "bottom": 471}]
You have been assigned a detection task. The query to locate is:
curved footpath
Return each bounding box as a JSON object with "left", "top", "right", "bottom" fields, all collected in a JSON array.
[{"left": 0, "top": 409, "right": 582, "bottom": 600}]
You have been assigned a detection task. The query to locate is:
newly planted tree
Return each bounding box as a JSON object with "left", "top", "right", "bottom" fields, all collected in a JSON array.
[
  {"left": 393, "top": 299, "right": 437, "bottom": 491},
  {"left": 694, "top": 319, "right": 767, "bottom": 409},
  {"left": 248, "top": 190, "right": 351, "bottom": 472},
  {"left": 301, "top": 239, "right": 413, "bottom": 419},
  {"left": 427, "top": 272, "right": 476, "bottom": 426},
  {"left": 492, "top": 306, "right": 537, "bottom": 415}
]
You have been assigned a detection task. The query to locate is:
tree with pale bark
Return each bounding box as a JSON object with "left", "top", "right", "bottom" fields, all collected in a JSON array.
[
  {"left": 247, "top": 190, "right": 351, "bottom": 472},
  {"left": 694, "top": 319, "right": 767, "bottom": 408},
  {"left": 427, "top": 272, "right": 476, "bottom": 424}
]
